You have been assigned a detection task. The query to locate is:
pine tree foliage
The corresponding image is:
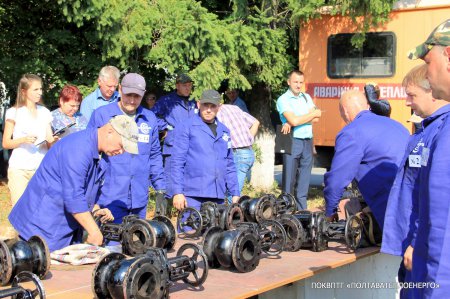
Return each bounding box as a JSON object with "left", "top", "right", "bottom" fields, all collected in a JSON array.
[
  {"left": 1, "top": 0, "right": 396, "bottom": 103},
  {"left": 57, "top": 0, "right": 292, "bottom": 97}
]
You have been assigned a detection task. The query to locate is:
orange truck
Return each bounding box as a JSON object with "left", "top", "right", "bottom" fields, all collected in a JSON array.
[{"left": 299, "top": 2, "right": 450, "bottom": 167}]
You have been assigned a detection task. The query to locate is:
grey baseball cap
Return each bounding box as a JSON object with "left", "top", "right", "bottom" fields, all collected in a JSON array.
[
  {"left": 176, "top": 73, "right": 193, "bottom": 84},
  {"left": 199, "top": 90, "right": 221, "bottom": 105},
  {"left": 121, "top": 73, "right": 146, "bottom": 97}
]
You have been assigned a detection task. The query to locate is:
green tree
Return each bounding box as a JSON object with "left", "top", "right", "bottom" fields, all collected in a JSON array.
[
  {"left": 0, "top": 1, "right": 117, "bottom": 105},
  {"left": 0, "top": 0, "right": 396, "bottom": 189}
]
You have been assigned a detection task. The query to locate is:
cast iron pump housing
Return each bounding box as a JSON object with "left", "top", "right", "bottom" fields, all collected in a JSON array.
[
  {"left": 177, "top": 202, "right": 244, "bottom": 237},
  {"left": 279, "top": 211, "right": 363, "bottom": 252},
  {"left": 100, "top": 215, "right": 176, "bottom": 256},
  {"left": 238, "top": 193, "right": 297, "bottom": 224},
  {"left": 92, "top": 243, "right": 208, "bottom": 299},
  {"left": 0, "top": 236, "right": 50, "bottom": 286},
  {"left": 201, "top": 220, "right": 287, "bottom": 273},
  {"left": 0, "top": 272, "right": 45, "bottom": 299}
]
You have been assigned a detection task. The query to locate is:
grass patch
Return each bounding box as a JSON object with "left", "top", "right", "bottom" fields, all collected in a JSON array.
[{"left": 146, "top": 180, "right": 325, "bottom": 217}]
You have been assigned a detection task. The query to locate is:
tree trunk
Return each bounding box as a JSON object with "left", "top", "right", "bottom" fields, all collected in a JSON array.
[{"left": 246, "top": 82, "right": 275, "bottom": 189}]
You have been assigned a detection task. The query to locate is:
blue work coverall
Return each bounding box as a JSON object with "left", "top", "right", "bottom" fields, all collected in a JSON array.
[
  {"left": 151, "top": 91, "right": 197, "bottom": 197},
  {"left": 382, "top": 130, "right": 424, "bottom": 255},
  {"left": 381, "top": 130, "right": 424, "bottom": 297},
  {"left": 87, "top": 103, "right": 165, "bottom": 221},
  {"left": 169, "top": 114, "right": 239, "bottom": 207},
  {"left": 324, "top": 110, "right": 409, "bottom": 229},
  {"left": 151, "top": 91, "right": 198, "bottom": 155},
  {"left": 410, "top": 105, "right": 450, "bottom": 299},
  {"left": 9, "top": 129, "right": 106, "bottom": 252}
]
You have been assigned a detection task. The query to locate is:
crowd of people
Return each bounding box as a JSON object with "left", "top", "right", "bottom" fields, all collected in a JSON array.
[
  {"left": 2, "top": 16, "right": 449, "bottom": 299},
  {"left": 4, "top": 68, "right": 259, "bottom": 251},
  {"left": 275, "top": 19, "right": 450, "bottom": 298}
]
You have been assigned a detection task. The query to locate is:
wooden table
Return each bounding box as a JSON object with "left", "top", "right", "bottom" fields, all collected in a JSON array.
[{"left": 1, "top": 240, "right": 381, "bottom": 299}]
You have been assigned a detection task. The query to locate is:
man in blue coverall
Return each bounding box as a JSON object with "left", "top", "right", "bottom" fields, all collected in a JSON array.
[
  {"left": 151, "top": 73, "right": 197, "bottom": 214},
  {"left": 9, "top": 115, "right": 139, "bottom": 252},
  {"left": 381, "top": 63, "right": 449, "bottom": 298},
  {"left": 88, "top": 73, "right": 165, "bottom": 224},
  {"left": 324, "top": 90, "right": 409, "bottom": 230},
  {"left": 170, "top": 89, "right": 240, "bottom": 211},
  {"left": 406, "top": 19, "right": 450, "bottom": 298}
]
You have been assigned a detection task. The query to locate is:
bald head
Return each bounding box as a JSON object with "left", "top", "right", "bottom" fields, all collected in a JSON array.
[{"left": 339, "top": 90, "right": 370, "bottom": 124}]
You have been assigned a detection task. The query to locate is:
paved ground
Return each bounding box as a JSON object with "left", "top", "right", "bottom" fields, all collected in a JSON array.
[{"left": 274, "top": 165, "right": 326, "bottom": 187}]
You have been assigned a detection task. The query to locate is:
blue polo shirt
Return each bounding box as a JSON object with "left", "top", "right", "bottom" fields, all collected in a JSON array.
[
  {"left": 276, "top": 89, "right": 315, "bottom": 139},
  {"left": 9, "top": 129, "right": 106, "bottom": 252},
  {"left": 80, "top": 88, "right": 120, "bottom": 121}
]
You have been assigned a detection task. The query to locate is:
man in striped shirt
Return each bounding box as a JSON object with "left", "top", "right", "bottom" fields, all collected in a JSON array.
[{"left": 217, "top": 104, "right": 260, "bottom": 202}]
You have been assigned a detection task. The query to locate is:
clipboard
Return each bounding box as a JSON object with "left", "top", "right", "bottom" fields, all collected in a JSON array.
[
  {"left": 274, "top": 124, "right": 293, "bottom": 154},
  {"left": 52, "top": 122, "right": 76, "bottom": 136}
]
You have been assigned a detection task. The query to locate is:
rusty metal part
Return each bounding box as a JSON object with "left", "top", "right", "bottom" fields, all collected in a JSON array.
[{"left": 344, "top": 215, "right": 363, "bottom": 251}]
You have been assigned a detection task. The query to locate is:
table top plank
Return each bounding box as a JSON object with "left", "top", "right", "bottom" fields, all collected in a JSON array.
[{"left": 2, "top": 242, "right": 379, "bottom": 299}]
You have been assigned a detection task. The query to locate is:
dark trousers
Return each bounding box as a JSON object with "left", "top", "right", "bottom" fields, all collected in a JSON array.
[{"left": 282, "top": 138, "right": 313, "bottom": 210}]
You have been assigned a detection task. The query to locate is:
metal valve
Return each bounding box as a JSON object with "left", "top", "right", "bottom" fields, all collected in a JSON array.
[
  {"left": 0, "top": 236, "right": 50, "bottom": 286},
  {"left": 0, "top": 272, "right": 46, "bottom": 299},
  {"left": 279, "top": 211, "right": 363, "bottom": 252},
  {"left": 238, "top": 194, "right": 276, "bottom": 223},
  {"left": 92, "top": 243, "right": 208, "bottom": 299},
  {"left": 202, "top": 220, "right": 286, "bottom": 273},
  {"left": 100, "top": 215, "right": 176, "bottom": 256},
  {"left": 238, "top": 193, "right": 297, "bottom": 225},
  {"left": 177, "top": 202, "right": 244, "bottom": 237}
]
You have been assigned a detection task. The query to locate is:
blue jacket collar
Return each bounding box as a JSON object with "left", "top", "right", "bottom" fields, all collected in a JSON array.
[{"left": 423, "top": 104, "right": 450, "bottom": 128}]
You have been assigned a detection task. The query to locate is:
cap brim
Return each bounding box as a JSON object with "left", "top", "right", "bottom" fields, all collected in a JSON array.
[
  {"left": 122, "top": 87, "right": 145, "bottom": 97},
  {"left": 122, "top": 137, "right": 139, "bottom": 154},
  {"left": 408, "top": 43, "right": 430, "bottom": 60},
  {"left": 199, "top": 100, "right": 220, "bottom": 105}
]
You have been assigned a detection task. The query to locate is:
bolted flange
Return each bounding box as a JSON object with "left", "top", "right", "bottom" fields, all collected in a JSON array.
[
  {"left": 202, "top": 225, "right": 262, "bottom": 273},
  {"left": 274, "top": 192, "right": 297, "bottom": 215},
  {"left": 92, "top": 244, "right": 207, "bottom": 299},
  {"left": 0, "top": 235, "right": 50, "bottom": 286},
  {"left": 238, "top": 194, "right": 276, "bottom": 223}
]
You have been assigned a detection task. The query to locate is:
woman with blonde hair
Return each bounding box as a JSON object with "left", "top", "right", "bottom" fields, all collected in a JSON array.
[{"left": 2, "top": 74, "right": 56, "bottom": 205}]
